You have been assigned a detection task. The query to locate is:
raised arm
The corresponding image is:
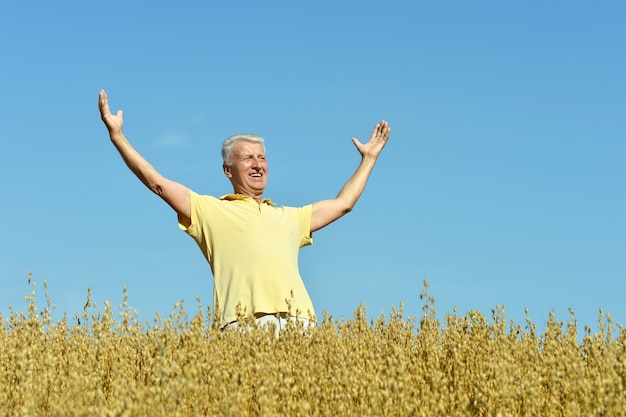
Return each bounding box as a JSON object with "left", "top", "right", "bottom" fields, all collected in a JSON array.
[
  {"left": 98, "top": 90, "right": 191, "bottom": 223},
  {"left": 310, "top": 120, "right": 390, "bottom": 233}
]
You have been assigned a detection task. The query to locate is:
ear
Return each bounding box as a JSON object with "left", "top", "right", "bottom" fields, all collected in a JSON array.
[{"left": 223, "top": 163, "right": 232, "bottom": 178}]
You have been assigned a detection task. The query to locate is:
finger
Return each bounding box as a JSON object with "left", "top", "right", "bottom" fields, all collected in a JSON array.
[
  {"left": 371, "top": 123, "right": 382, "bottom": 139},
  {"left": 376, "top": 120, "right": 390, "bottom": 136},
  {"left": 379, "top": 121, "right": 390, "bottom": 137},
  {"left": 374, "top": 123, "right": 387, "bottom": 140},
  {"left": 98, "top": 90, "right": 110, "bottom": 115}
]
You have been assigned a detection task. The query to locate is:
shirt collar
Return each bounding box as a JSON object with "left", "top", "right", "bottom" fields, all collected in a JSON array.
[{"left": 220, "top": 193, "right": 275, "bottom": 206}]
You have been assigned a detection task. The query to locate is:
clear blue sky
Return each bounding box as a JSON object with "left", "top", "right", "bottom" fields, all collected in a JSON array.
[{"left": 1, "top": 1, "right": 624, "bottom": 335}]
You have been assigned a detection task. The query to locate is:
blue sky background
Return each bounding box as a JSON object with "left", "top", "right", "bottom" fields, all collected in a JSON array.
[{"left": 1, "top": 1, "right": 624, "bottom": 335}]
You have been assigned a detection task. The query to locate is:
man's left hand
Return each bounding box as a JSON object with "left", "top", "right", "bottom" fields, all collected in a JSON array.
[{"left": 352, "top": 120, "right": 391, "bottom": 159}]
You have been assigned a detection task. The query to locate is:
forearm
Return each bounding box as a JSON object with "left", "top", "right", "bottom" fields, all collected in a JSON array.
[
  {"left": 107, "top": 130, "right": 191, "bottom": 220},
  {"left": 334, "top": 155, "right": 378, "bottom": 212},
  {"left": 310, "top": 155, "right": 378, "bottom": 232},
  {"left": 109, "top": 132, "right": 164, "bottom": 195},
  {"left": 310, "top": 120, "right": 389, "bottom": 233}
]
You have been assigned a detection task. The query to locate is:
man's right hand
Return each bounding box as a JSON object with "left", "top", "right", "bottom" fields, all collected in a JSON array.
[{"left": 98, "top": 90, "right": 124, "bottom": 135}]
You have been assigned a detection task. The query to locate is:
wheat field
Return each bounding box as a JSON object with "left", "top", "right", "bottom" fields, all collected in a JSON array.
[{"left": 1, "top": 278, "right": 625, "bottom": 417}]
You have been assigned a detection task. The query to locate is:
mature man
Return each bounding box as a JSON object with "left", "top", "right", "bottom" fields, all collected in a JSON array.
[{"left": 98, "top": 90, "right": 390, "bottom": 330}]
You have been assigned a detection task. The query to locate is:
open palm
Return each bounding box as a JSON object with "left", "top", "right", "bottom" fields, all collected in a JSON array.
[{"left": 352, "top": 120, "right": 391, "bottom": 159}]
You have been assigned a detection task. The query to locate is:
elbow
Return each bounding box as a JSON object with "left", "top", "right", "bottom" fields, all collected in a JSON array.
[
  {"left": 341, "top": 201, "right": 355, "bottom": 215},
  {"left": 338, "top": 195, "right": 357, "bottom": 214},
  {"left": 150, "top": 184, "right": 165, "bottom": 197},
  {"left": 144, "top": 173, "right": 169, "bottom": 198},
  {"left": 146, "top": 177, "right": 167, "bottom": 197},
  {"left": 335, "top": 190, "right": 360, "bottom": 215}
]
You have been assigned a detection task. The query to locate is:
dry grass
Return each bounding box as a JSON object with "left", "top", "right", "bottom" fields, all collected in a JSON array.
[{"left": 1, "top": 277, "right": 625, "bottom": 417}]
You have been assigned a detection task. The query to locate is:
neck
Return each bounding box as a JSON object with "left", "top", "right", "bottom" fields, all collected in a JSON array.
[{"left": 234, "top": 190, "right": 264, "bottom": 204}]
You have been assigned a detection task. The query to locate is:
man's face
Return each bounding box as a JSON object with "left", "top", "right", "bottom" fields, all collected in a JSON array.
[{"left": 223, "top": 140, "right": 268, "bottom": 197}]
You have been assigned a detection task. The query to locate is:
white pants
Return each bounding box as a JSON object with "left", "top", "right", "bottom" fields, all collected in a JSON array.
[{"left": 223, "top": 314, "right": 314, "bottom": 335}]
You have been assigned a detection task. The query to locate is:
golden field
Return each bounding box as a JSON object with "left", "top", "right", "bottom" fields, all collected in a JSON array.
[{"left": 1, "top": 279, "right": 625, "bottom": 417}]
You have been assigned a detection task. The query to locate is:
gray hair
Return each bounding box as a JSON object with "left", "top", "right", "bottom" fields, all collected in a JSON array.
[{"left": 221, "top": 133, "right": 265, "bottom": 165}]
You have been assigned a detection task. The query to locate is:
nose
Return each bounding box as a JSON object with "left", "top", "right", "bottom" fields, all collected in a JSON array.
[{"left": 251, "top": 157, "right": 263, "bottom": 168}]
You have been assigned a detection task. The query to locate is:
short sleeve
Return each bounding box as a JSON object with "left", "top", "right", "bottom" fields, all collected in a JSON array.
[{"left": 299, "top": 204, "right": 313, "bottom": 247}]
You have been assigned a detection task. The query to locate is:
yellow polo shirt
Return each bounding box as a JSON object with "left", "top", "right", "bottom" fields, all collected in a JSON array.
[{"left": 178, "top": 191, "right": 316, "bottom": 327}]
